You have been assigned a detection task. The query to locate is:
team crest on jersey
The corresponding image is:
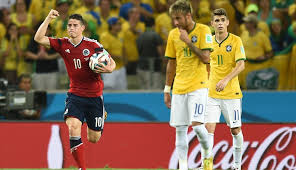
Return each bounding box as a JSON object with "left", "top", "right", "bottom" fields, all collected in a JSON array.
[
  {"left": 191, "top": 35, "right": 197, "bottom": 43},
  {"left": 82, "top": 49, "right": 90, "bottom": 56},
  {"left": 226, "top": 45, "right": 232, "bottom": 52}
]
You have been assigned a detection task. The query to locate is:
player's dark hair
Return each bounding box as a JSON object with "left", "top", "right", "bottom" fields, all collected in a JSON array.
[
  {"left": 169, "top": 0, "right": 193, "bottom": 16},
  {"left": 69, "top": 14, "right": 86, "bottom": 25},
  {"left": 212, "top": 8, "right": 228, "bottom": 20}
]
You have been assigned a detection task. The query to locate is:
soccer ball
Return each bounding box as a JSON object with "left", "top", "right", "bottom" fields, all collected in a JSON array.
[{"left": 89, "top": 52, "right": 110, "bottom": 70}]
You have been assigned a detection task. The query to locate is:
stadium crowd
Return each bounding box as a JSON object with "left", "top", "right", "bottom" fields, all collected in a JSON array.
[{"left": 0, "top": 0, "right": 295, "bottom": 91}]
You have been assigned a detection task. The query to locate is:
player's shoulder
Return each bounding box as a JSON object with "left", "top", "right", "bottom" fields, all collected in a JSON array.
[
  {"left": 50, "top": 36, "right": 70, "bottom": 45},
  {"left": 195, "top": 23, "right": 211, "bottom": 32},
  {"left": 229, "top": 33, "right": 242, "bottom": 42},
  {"left": 168, "top": 28, "right": 179, "bottom": 36},
  {"left": 83, "top": 37, "right": 103, "bottom": 47}
]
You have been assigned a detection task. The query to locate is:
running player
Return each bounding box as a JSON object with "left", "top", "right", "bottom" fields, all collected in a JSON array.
[
  {"left": 34, "top": 10, "right": 116, "bottom": 170},
  {"left": 206, "top": 8, "right": 246, "bottom": 170}
]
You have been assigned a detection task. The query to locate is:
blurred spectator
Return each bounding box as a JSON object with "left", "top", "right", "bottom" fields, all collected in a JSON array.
[
  {"left": 271, "top": 0, "right": 294, "bottom": 30},
  {"left": 0, "top": 9, "right": 8, "bottom": 43},
  {"left": 11, "top": 0, "right": 36, "bottom": 75},
  {"left": 110, "top": 0, "right": 122, "bottom": 14},
  {"left": 0, "top": 23, "right": 23, "bottom": 85},
  {"left": 287, "top": 43, "right": 296, "bottom": 89},
  {"left": 289, "top": 2, "right": 296, "bottom": 25},
  {"left": 51, "top": 0, "right": 71, "bottom": 38},
  {"left": 29, "top": 0, "right": 55, "bottom": 23},
  {"left": 119, "top": 0, "right": 153, "bottom": 23},
  {"left": 214, "top": 0, "right": 244, "bottom": 35},
  {"left": 240, "top": 15, "right": 273, "bottom": 89},
  {"left": 192, "top": 0, "right": 212, "bottom": 25},
  {"left": 0, "top": 8, "right": 12, "bottom": 28},
  {"left": 155, "top": 0, "right": 174, "bottom": 46},
  {"left": 258, "top": 0, "right": 274, "bottom": 25},
  {"left": 136, "top": 17, "right": 164, "bottom": 89},
  {"left": 142, "top": 0, "right": 166, "bottom": 14},
  {"left": 73, "top": 0, "right": 99, "bottom": 40},
  {"left": 100, "top": 17, "right": 127, "bottom": 90},
  {"left": 269, "top": 19, "right": 293, "bottom": 55},
  {"left": 77, "top": 0, "right": 101, "bottom": 25},
  {"left": 26, "top": 23, "right": 59, "bottom": 90},
  {"left": 122, "top": 7, "right": 145, "bottom": 75},
  {"left": 240, "top": 3, "right": 270, "bottom": 37},
  {"left": 97, "top": 0, "right": 119, "bottom": 35},
  {"left": 4, "top": 74, "right": 41, "bottom": 120}
]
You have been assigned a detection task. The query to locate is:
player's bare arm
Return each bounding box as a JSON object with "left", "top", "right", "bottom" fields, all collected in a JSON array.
[
  {"left": 164, "top": 59, "right": 176, "bottom": 108},
  {"left": 93, "top": 56, "right": 116, "bottom": 73},
  {"left": 34, "top": 9, "right": 59, "bottom": 46},
  {"left": 179, "top": 28, "right": 210, "bottom": 64},
  {"left": 216, "top": 60, "right": 245, "bottom": 92}
]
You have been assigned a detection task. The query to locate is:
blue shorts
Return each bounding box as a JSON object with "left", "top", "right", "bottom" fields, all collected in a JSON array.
[{"left": 64, "top": 92, "right": 105, "bottom": 131}]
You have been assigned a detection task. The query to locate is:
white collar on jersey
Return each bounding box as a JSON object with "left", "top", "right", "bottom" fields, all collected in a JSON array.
[{"left": 68, "top": 37, "right": 84, "bottom": 47}]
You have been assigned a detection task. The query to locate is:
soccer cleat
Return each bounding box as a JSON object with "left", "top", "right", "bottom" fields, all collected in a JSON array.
[{"left": 203, "top": 157, "right": 213, "bottom": 170}]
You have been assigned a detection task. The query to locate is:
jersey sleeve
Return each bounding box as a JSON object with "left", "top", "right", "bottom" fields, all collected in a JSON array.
[
  {"left": 165, "top": 31, "right": 176, "bottom": 59},
  {"left": 49, "top": 37, "right": 62, "bottom": 52},
  {"left": 200, "top": 26, "right": 213, "bottom": 51},
  {"left": 235, "top": 37, "right": 246, "bottom": 62},
  {"left": 93, "top": 40, "right": 104, "bottom": 53}
]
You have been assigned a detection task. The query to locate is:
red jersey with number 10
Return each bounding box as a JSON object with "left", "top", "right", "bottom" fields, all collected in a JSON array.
[{"left": 49, "top": 37, "right": 104, "bottom": 97}]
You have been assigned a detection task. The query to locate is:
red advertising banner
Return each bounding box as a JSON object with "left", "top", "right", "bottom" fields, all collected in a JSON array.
[{"left": 0, "top": 122, "right": 295, "bottom": 169}]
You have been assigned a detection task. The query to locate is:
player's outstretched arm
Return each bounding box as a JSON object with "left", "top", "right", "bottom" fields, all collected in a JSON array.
[{"left": 34, "top": 9, "right": 59, "bottom": 46}]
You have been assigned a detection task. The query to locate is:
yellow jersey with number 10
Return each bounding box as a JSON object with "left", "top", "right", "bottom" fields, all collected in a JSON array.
[
  {"left": 209, "top": 33, "right": 246, "bottom": 99},
  {"left": 165, "top": 23, "right": 213, "bottom": 94}
]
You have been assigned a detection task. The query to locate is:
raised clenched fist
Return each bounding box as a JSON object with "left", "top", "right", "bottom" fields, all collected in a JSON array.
[{"left": 47, "top": 9, "right": 59, "bottom": 20}]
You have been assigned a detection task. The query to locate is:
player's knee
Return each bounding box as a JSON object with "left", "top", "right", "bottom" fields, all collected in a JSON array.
[
  {"left": 67, "top": 124, "right": 80, "bottom": 134},
  {"left": 231, "top": 127, "right": 241, "bottom": 135},
  {"left": 205, "top": 123, "right": 216, "bottom": 133},
  {"left": 87, "top": 132, "right": 101, "bottom": 143}
]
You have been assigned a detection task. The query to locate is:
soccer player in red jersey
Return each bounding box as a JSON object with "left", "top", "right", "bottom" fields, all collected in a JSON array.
[{"left": 34, "top": 10, "right": 116, "bottom": 170}]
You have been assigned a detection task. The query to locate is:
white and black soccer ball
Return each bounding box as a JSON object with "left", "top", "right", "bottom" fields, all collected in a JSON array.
[{"left": 89, "top": 51, "right": 110, "bottom": 70}]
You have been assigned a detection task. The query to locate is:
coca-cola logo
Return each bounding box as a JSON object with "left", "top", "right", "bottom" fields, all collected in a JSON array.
[{"left": 169, "top": 126, "right": 296, "bottom": 170}]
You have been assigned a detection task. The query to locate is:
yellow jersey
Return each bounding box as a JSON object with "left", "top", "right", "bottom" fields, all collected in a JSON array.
[
  {"left": 29, "top": 0, "right": 56, "bottom": 22},
  {"left": 0, "top": 23, "right": 6, "bottom": 41},
  {"left": 100, "top": 31, "right": 124, "bottom": 70},
  {"left": 122, "top": 21, "right": 145, "bottom": 62},
  {"left": 240, "top": 21, "right": 270, "bottom": 37},
  {"left": 51, "top": 18, "right": 69, "bottom": 38},
  {"left": 11, "top": 13, "right": 34, "bottom": 48},
  {"left": 155, "top": 12, "right": 173, "bottom": 43},
  {"left": 209, "top": 33, "right": 246, "bottom": 99},
  {"left": 165, "top": 23, "right": 213, "bottom": 94},
  {"left": 240, "top": 30, "right": 272, "bottom": 60}
]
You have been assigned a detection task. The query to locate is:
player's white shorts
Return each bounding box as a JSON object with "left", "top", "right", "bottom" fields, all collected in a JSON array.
[
  {"left": 170, "top": 88, "right": 208, "bottom": 127},
  {"left": 205, "top": 97, "right": 242, "bottom": 128}
]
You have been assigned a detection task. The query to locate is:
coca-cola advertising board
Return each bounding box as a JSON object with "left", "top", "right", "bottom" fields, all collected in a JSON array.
[{"left": 0, "top": 122, "right": 295, "bottom": 169}]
